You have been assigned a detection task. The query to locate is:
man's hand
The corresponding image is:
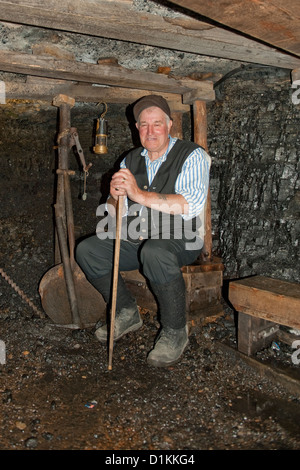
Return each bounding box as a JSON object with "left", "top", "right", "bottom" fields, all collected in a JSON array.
[
  {"left": 110, "top": 168, "right": 141, "bottom": 201},
  {"left": 110, "top": 168, "right": 189, "bottom": 216}
]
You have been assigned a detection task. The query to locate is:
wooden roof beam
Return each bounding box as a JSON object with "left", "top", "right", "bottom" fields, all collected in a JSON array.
[
  {"left": 169, "top": 0, "right": 300, "bottom": 58},
  {"left": 0, "top": 0, "right": 299, "bottom": 69},
  {"left": 292, "top": 68, "right": 300, "bottom": 83},
  {"left": 179, "top": 78, "right": 215, "bottom": 104},
  {"left": 0, "top": 50, "right": 215, "bottom": 102},
  {"left": 5, "top": 77, "right": 191, "bottom": 112}
]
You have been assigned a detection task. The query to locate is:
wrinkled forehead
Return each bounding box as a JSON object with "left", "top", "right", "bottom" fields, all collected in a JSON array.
[{"left": 138, "top": 106, "right": 168, "bottom": 123}]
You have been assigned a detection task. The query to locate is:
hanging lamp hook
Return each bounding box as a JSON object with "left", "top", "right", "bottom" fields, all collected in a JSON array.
[{"left": 98, "top": 101, "right": 108, "bottom": 119}]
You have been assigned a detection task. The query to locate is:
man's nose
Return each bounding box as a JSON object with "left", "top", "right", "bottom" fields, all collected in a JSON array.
[{"left": 147, "top": 125, "right": 154, "bottom": 134}]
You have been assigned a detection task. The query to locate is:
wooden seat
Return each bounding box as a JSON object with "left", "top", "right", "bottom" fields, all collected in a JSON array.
[
  {"left": 229, "top": 276, "right": 300, "bottom": 355},
  {"left": 121, "top": 256, "right": 224, "bottom": 325}
]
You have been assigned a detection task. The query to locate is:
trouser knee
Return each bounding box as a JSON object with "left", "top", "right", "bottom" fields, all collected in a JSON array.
[
  {"left": 140, "top": 240, "right": 182, "bottom": 284},
  {"left": 75, "top": 238, "right": 88, "bottom": 268},
  {"left": 75, "top": 236, "right": 113, "bottom": 280}
]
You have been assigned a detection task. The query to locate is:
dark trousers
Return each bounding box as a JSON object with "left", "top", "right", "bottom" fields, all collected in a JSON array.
[{"left": 76, "top": 236, "right": 201, "bottom": 285}]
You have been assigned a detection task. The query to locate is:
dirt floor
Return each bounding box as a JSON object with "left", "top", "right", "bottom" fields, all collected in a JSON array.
[{"left": 0, "top": 177, "right": 300, "bottom": 453}]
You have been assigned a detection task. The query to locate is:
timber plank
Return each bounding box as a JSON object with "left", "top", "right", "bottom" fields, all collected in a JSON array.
[
  {"left": 238, "top": 312, "right": 279, "bottom": 356},
  {"left": 0, "top": 50, "right": 214, "bottom": 99},
  {"left": 0, "top": 0, "right": 299, "bottom": 68},
  {"left": 183, "top": 271, "right": 222, "bottom": 289},
  {"left": 0, "top": 50, "right": 188, "bottom": 94},
  {"left": 5, "top": 80, "right": 191, "bottom": 110},
  {"left": 229, "top": 276, "right": 300, "bottom": 329},
  {"left": 121, "top": 268, "right": 224, "bottom": 320},
  {"left": 170, "top": 0, "right": 300, "bottom": 57}
]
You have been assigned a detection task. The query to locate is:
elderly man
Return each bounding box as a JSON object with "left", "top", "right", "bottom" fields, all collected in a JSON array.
[{"left": 76, "top": 95, "right": 211, "bottom": 367}]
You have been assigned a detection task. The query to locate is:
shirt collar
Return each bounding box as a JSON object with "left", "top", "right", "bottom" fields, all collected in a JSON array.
[{"left": 141, "top": 136, "right": 177, "bottom": 162}]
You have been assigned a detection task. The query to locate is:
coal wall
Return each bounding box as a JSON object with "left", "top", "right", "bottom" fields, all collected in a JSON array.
[{"left": 0, "top": 68, "right": 299, "bottom": 284}]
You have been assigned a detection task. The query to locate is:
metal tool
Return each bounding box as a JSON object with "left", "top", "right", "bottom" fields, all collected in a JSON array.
[{"left": 39, "top": 94, "right": 106, "bottom": 328}]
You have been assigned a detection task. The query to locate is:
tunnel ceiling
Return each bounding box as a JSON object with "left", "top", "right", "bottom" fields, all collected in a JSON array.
[{"left": 0, "top": 0, "right": 299, "bottom": 104}]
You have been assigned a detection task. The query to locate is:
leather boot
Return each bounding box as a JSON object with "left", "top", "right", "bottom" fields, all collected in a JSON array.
[
  {"left": 90, "top": 273, "right": 142, "bottom": 343},
  {"left": 147, "top": 275, "right": 189, "bottom": 367},
  {"left": 147, "top": 325, "right": 188, "bottom": 367},
  {"left": 95, "top": 303, "right": 142, "bottom": 343}
]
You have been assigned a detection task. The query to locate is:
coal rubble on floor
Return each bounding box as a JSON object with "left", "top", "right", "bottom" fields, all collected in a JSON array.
[{"left": 0, "top": 187, "right": 300, "bottom": 450}]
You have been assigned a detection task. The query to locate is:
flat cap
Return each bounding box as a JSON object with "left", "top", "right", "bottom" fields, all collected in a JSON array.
[{"left": 133, "top": 95, "right": 171, "bottom": 121}]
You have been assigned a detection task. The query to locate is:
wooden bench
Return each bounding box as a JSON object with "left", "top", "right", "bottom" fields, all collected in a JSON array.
[
  {"left": 229, "top": 276, "right": 300, "bottom": 356},
  {"left": 121, "top": 256, "right": 224, "bottom": 325}
]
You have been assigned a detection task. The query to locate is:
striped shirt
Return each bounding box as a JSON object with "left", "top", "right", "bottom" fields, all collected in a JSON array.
[{"left": 121, "top": 136, "right": 211, "bottom": 220}]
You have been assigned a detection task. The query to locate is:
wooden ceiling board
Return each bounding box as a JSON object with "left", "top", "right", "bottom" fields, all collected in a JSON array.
[
  {"left": 0, "top": 0, "right": 299, "bottom": 69},
  {"left": 169, "top": 0, "right": 300, "bottom": 57}
]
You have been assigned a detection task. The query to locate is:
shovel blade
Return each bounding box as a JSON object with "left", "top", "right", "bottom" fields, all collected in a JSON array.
[{"left": 39, "top": 263, "right": 106, "bottom": 327}]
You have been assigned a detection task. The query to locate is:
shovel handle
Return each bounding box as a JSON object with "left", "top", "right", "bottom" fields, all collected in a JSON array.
[
  {"left": 55, "top": 205, "right": 83, "bottom": 329},
  {"left": 63, "top": 171, "right": 76, "bottom": 262},
  {"left": 108, "top": 196, "right": 124, "bottom": 370}
]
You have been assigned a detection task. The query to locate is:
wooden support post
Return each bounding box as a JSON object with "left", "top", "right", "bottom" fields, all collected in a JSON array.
[
  {"left": 52, "top": 94, "right": 75, "bottom": 264},
  {"left": 170, "top": 111, "right": 183, "bottom": 139},
  {"left": 292, "top": 68, "right": 300, "bottom": 83},
  {"left": 193, "top": 100, "right": 207, "bottom": 149},
  {"left": 229, "top": 276, "right": 300, "bottom": 356},
  {"left": 238, "top": 312, "right": 279, "bottom": 356},
  {"left": 193, "top": 100, "right": 212, "bottom": 261}
]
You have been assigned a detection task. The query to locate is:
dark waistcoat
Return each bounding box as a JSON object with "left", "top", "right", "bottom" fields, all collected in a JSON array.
[{"left": 124, "top": 139, "right": 202, "bottom": 245}]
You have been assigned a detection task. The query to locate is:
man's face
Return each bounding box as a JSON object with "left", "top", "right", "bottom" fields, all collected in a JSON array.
[{"left": 136, "top": 106, "right": 172, "bottom": 160}]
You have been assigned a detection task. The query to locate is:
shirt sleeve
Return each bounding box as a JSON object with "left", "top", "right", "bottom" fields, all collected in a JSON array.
[{"left": 175, "top": 147, "right": 211, "bottom": 220}]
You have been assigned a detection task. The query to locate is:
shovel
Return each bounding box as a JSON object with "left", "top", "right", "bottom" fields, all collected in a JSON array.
[
  {"left": 39, "top": 171, "right": 106, "bottom": 328},
  {"left": 39, "top": 94, "right": 106, "bottom": 328}
]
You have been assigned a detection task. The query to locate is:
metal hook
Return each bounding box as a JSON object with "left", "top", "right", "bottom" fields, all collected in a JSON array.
[{"left": 97, "top": 101, "right": 108, "bottom": 119}]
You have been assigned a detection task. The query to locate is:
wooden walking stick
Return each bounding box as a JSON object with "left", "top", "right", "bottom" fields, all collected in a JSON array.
[{"left": 108, "top": 195, "right": 124, "bottom": 370}]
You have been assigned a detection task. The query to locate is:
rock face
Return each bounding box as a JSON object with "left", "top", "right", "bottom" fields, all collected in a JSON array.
[
  {"left": 208, "top": 69, "right": 300, "bottom": 282},
  {"left": 0, "top": 4, "right": 299, "bottom": 310},
  {"left": 0, "top": 68, "right": 299, "bottom": 282}
]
